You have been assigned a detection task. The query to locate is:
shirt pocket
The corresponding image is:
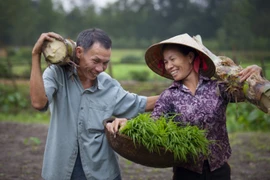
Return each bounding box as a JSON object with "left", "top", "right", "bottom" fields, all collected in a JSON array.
[{"left": 86, "top": 102, "right": 114, "bottom": 130}]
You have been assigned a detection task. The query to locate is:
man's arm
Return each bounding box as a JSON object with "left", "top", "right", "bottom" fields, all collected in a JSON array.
[
  {"left": 30, "top": 53, "right": 48, "bottom": 110},
  {"left": 106, "top": 95, "right": 159, "bottom": 134},
  {"left": 30, "top": 32, "right": 63, "bottom": 110},
  {"left": 145, "top": 95, "right": 159, "bottom": 111}
]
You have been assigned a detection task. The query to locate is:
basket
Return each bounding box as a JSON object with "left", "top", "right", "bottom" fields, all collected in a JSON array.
[{"left": 103, "top": 117, "right": 181, "bottom": 168}]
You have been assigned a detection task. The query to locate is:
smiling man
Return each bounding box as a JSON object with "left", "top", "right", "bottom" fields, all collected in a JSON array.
[{"left": 30, "top": 28, "right": 158, "bottom": 180}]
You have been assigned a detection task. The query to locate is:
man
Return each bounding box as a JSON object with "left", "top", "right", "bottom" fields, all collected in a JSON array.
[{"left": 30, "top": 28, "right": 158, "bottom": 180}]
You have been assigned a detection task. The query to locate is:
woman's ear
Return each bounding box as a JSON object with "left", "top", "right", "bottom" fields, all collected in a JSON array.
[{"left": 188, "top": 52, "right": 195, "bottom": 64}]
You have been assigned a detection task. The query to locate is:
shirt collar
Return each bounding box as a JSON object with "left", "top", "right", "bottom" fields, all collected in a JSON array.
[
  {"left": 96, "top": 75, "right": 105, "bottom": 90},
  {"left": 169, "top": 74, "right": 211, "bottom": 90},
  {"left": 68, "top": 68, "right": 104, "bottom": 91},
  {"left": 85, "top": 74, "right": 105, "bottom": 92},
  {"left": 67, "top": 67, "right": 77, "bottom": 79}
]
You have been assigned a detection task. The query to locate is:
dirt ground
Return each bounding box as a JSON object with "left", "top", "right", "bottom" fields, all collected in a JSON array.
[{"left": 1, "top": 122, "right": 270, "bottom": 180}]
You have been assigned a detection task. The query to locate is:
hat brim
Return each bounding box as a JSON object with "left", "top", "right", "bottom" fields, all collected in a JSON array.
[{"left": 145, "top": 33, "right": 216, "bottom": 80}]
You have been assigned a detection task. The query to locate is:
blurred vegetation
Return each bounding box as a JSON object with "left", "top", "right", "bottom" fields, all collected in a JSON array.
[
  {"left": 120, "top": 55, "right": 143, "bottom": 64},
  {"left": 0, "top": 0, "right": 269, "bottom": 50},
  {"left": 0, "top": 79, "right": 269, "bottom": 132},
  {"left": 130, "top": 70, "right": 150, "bottom": 81},
  {"left": 227, "top": 103, "right": 270, "bottom": 132},
  {"left": 0, "top": 0, "right": 269, "bottom": 131}
]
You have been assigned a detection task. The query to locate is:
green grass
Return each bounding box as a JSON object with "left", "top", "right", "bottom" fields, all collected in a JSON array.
[
  {"left": 106, "top": 63, "right": 165, "bottom": 81},
  {"left": 0, "top": 111, "right": 50, "bottom": 125},
  {"left": 111, "top": 49, "right": 144, "bottom": 63},
  {"left": 6, "top": 48, "right": 270, "bottom": 80}
]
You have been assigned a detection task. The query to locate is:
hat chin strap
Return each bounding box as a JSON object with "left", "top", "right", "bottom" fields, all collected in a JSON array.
[{"left": 194, "top": 56, "right": 208, "bottom": 73}]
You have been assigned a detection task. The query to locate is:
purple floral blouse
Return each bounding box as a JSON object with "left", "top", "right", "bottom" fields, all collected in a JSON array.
[{"left": 151, "top": 75, "right": 245, "bottom": 173}]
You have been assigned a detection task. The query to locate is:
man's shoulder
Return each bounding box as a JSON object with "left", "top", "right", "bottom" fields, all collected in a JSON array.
[
  {"left": 98, "top": 72, "right": 112, "bottom": 79},
  {"left": 98, "top": 72, "right": 120, "bottom": 86},
  {"left": 44, "top": 65, "right": 65, "bottom": 74},
  {"left": 43, "top": 65, "right": 69, "bottom": 81}
]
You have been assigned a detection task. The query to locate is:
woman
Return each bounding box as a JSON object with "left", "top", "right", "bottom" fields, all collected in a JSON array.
[
  {"left": 107, "top": 33, "right": 262, "bottom": 180},
  {"left": 144, "top": 33, "right": 262, "bottom": 180}
]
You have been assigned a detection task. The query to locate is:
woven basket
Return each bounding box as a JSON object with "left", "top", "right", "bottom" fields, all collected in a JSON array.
[{"left": 103, "top": 118, "right": 182, "bottom": 168}]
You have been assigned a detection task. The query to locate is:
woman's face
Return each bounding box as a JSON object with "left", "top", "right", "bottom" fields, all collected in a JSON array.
[
  {"left": 163, "top": 47, "right": 194, "bottom": 81},
  {"left": 76, "top": 42, "right": 111, "bottom": 81}
]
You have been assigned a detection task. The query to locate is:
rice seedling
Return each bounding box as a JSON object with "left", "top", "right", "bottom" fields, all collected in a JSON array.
[{"left": 119, "top": 113, "right": 210, "bottom": 162}]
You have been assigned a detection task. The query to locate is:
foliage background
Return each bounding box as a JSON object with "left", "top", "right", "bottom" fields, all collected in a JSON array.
[
  {"left": 0, "top": 0, "right": 269, "bottom": 50},
  {"left": 0, "top": 0, "right": 269, "bottom": 131}
]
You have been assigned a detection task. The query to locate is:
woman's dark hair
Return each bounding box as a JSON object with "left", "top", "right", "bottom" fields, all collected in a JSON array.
[
  {"left": 161, "top": 44, "right": 198, "bottom": 57},
  {"left": 76, "top": 28, "right": 112, "bottom": 51}
]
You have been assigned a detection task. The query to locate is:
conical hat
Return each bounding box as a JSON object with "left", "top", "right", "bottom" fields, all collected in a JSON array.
[{"left": 145, "top": 33, "right": 216, "bottom": 79}]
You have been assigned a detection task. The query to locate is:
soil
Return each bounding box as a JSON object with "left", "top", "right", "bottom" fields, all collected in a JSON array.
[{"left": 1, "top": 122, "right": 270, "bottom": 180}]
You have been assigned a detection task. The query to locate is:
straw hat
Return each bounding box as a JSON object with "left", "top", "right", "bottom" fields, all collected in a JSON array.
[{"left": 145, "top": 33, "right": 216, "bottom": 80}]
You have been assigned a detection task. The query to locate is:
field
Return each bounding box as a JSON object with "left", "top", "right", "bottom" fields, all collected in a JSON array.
[
  {"left": 1, "top": 84, "right": 270, "bottom": 180},
  {"left": 0, "top": 48, "right": 270, "bottom": 179},
  {"left": 6, "top": 48, "right": 270, "bottom": 81}
]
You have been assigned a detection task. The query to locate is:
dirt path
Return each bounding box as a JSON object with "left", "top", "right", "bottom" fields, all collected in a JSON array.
[{"left": 1, "top": 122, "right": 270, "bottom": 180}]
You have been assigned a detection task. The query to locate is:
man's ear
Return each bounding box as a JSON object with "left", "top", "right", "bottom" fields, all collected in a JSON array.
[{"left": 75, "top": 46, "right": 83, "bottom": 59}]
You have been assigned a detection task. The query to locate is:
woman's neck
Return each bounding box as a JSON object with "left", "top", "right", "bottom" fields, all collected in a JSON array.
[{"left": 182, "top": 70, "right": 199, "bottom": 95}]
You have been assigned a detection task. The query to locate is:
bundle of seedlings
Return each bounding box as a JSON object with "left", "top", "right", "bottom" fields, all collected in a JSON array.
[
  {"left": 193, "top": 35, "right": 270, "bottom": 114},
  {"left": 42, "top": 37, "right": 77, "bottom": 67},
  {"left": 119, "top": 113, "right": 210, "bottom": 163}
]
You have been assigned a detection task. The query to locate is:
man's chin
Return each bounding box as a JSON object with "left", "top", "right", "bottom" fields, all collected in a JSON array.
[{"left": 89, "top": 74, "right": 98, "bottom": 80}]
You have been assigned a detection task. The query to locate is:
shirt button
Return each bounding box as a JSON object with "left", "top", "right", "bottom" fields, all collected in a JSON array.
[
  {"left": 80, "top": 107, "right": 83, "bottom": 110},
  {"left": 79, "top": 122, "right": 82, "bottom": 125}
]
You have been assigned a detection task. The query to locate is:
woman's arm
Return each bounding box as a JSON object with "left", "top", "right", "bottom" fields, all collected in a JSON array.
[{"left": 238, "top": 65, "right": 263, "bottom": 82}]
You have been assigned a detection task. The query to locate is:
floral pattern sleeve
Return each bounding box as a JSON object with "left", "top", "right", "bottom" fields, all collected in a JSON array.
[{"left": 151, "top": 89, "right": 175, "bottom": 119}]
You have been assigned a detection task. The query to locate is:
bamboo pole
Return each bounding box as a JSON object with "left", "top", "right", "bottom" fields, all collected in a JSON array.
[{"left": 193, "top": 35, "right": 270, "bottom": 114}]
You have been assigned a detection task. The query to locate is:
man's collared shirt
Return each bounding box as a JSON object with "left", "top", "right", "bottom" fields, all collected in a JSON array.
[{"left": 41, "top": 65, "right": 147, "bottom": 180}]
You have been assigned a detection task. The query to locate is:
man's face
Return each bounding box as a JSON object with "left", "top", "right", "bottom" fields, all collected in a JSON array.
[{"left": 76, "top": 42, "right": 111, "bottom": 81}]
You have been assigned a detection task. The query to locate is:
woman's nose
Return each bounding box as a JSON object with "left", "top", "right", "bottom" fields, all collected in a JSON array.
[{"left": 166, "top": 61, "right": 173, "bottom": 70}]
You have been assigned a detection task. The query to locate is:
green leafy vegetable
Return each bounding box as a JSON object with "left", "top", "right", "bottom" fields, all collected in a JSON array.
[{"left": 119, "top": 113, "right": 211, "bottom": 162}]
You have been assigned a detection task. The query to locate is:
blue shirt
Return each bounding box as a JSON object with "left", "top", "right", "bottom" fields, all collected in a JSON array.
[
  {"left": 41, "top": 65, "right": 147, "bottom": 180},
  {"left": 151, "top": 75, "right": 245, "bottom": 173}
]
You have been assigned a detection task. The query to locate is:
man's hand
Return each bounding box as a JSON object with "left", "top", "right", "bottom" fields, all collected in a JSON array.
[
  {"left": 239, "top": 65, "right": 263, "bottom": 82},
  {"left": 32, "top": 32, "right": 64, "bottom": 56},
  {"left": 106, "top": 118, "right": 128, "bottom": 137}
]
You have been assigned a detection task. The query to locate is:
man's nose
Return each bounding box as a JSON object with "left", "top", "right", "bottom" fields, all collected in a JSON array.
[{"left": 95, "top": 64, "right": 104, "bottom": 72}]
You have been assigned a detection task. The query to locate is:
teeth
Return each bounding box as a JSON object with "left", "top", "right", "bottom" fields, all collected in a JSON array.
[{"left": 171, "top": 70, "right": 178, "bottom": 76}]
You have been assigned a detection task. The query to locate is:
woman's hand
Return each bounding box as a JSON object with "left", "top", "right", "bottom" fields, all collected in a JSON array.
[
  {"left": 32, "top": 32, "right": 63, "bottom": 56},
  {"left": 106, "top": 118, "right": 128, "bottom": 137},
  {"left": 239, "top": 65, "right": 263, "bottom": 82}
]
